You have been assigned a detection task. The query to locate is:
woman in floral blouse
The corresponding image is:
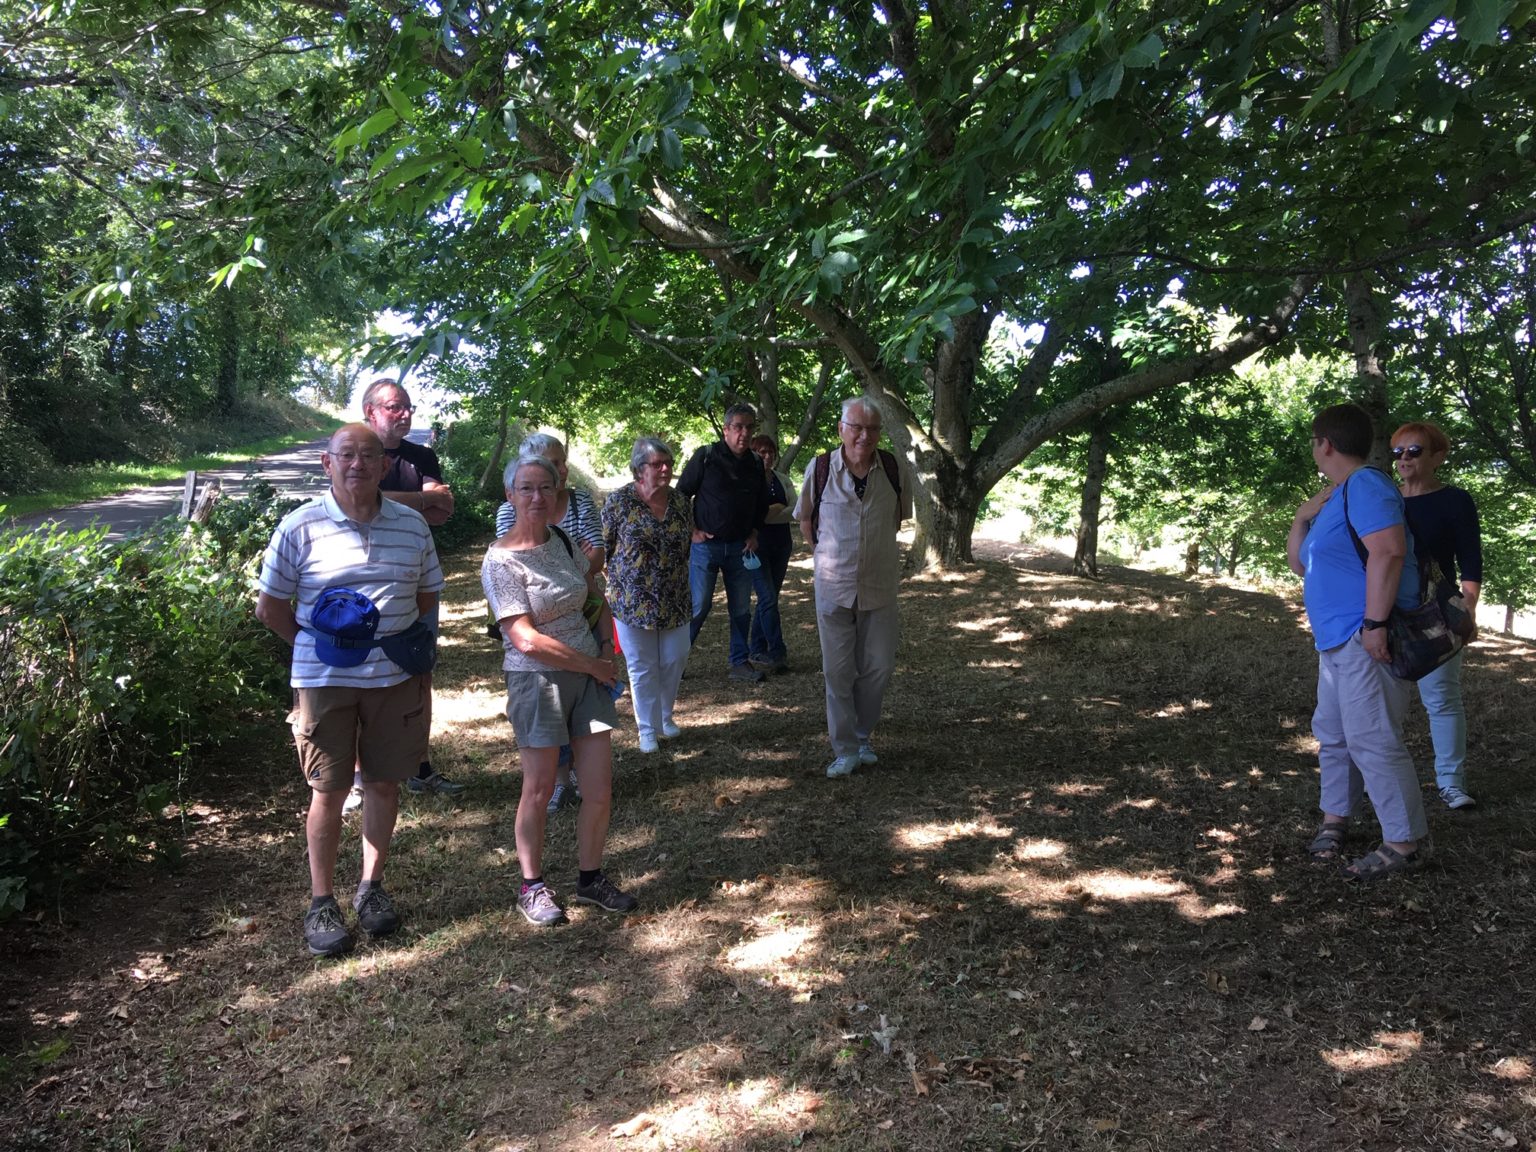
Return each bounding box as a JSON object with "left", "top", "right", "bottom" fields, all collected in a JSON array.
[{"left": 602, "top": 437, "right": 693, "bottom": 753}]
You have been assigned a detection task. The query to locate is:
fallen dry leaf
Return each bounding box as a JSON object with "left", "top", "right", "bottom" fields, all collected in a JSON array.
[
  {"left": 1091, "top": 1117, "right": 1120, "bottom": 1133},
  {"left": 877, "top": 1119, "right": 895, "bottom": 1130},
  {"left": 1248, "top": 1016, "right": 1268, "bottom": 1032},
  {"left": 611, "top": 1113, "right": 659, "bottom": 1139},
  {"left": 1204, "top": 970, "right": 1230, "bottom": 995},
  {"left": 713, "top": 794, "right": 735, "bottom": 808},
  {"left": 334, "top": 1054, "right": 352, "bottom": 1066}
]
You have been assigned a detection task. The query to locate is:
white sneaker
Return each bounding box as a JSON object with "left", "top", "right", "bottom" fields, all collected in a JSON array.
[
  {"left": 857, "top": 743, "right": 878, "bottom": 766},
  {"left": 660, "top": 720, "right": 682, "bottom": 739},
  {"left": 1440, "top": 785, "right": 1476, "bottom": 810},
  {"left": 342, "top": 785, "right": 364, "bottom": 815},
  {"left": 638, "top": 733, "right": 660, "bottom": 754},
  {"left": 825, "top": 755, "right": 859, "bottom": 779}
]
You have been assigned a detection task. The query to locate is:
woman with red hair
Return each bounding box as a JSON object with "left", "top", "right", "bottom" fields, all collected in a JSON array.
[{"left": 1392, "top": 420, "right": 1483, "bottom": 810}]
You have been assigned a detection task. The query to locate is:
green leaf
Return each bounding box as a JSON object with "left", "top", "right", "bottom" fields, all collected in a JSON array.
[
  {"left": 587, "top": 177, "right": 617, "bottom": 207},
  {"left": 356, "top": 108, "right": 400, "bottom": 148},
  {"left": 382, "top": 86, "right": 415, "bottom": 123},
  {"left": 1455, "top": 0, "right": 1505, "bottom": 45},
  {"left": 660, "top": 127, "right": 684, "bottom": 169},
  {"left": 503, "top": 102, "right": 519, "bottom": 140},
  {"left": 1122, "top": 32, "right": 1164, "bottom": 68},
  {"left": 660, "top": 80, "right": 694, "bottom": 123}
]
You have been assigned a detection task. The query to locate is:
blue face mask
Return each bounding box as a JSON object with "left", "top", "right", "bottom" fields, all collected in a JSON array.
[{"left": 741, "top": 551, "right": 762, "bottom": 571}]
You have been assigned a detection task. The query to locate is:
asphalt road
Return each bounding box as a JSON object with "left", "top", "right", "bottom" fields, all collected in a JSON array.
[{"left": 4, "top": 434, "right": 356, "bottom": 541}]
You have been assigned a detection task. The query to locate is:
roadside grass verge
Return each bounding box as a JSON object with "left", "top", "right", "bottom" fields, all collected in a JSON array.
[
  {"left": 1, "top": 537, "right": 1532, "bottom": 1151},
  {"left": 1, "top": 400, "right": 340, "bottom": 516}
]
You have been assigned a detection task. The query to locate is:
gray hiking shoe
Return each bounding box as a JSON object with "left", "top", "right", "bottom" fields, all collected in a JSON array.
[
  {"left": 406, "top": 771, "right": 467, "bottom": 796},
  {"left": 1440, "top": 785, "right": 1476, "bottom": 810},
  {"left": 303, "top": 897, "right": 354, "bottom": 958},
  {"left": 517, "top": 884, "right": 566, "bottom": 927},
  {"left": 547, "top": 781, "right": 572, "bottom": 815},
  {"left": 728, "top": 663, "right": 766, "bottom": 683},
  {"left": 573, "top": 872, "right": 639, "bottom": 914},
  {"left": 352, "top": 885, "right": 400, "bottom": 937}
]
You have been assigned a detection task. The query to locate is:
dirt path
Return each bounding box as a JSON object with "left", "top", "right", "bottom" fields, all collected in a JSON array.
[
  {"left": 3, "top": 533, "right": 1534, "bottom": 1152},
  {"left": 5, "top": 430, "right": 435, "bottom": 541}
]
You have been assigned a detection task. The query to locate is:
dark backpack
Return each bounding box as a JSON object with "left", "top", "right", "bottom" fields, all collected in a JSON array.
[{"left": 810, "top": 448, "right": 901, "bottom": 546}]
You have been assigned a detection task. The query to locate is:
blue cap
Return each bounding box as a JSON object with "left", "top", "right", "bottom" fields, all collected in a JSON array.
[{"left": 305, "top": 587, "right": 380, "bottom": 668}]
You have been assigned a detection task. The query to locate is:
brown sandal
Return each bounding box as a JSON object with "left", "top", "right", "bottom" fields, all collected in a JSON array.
[
  {"left": 1342, "top": 844, "right": 1422, "bottom": 882},
  {"left": 1306, "top": 822, "right": 1348, "bottom": 862}
]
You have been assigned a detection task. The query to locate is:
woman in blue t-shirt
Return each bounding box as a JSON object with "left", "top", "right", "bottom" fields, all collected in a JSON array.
[
  {"left": 1392, "top": 421, "right": 1483, "bottom": 811},
  {"left": 1287, "top": 403, "right": 1428, "bottom": 881}
]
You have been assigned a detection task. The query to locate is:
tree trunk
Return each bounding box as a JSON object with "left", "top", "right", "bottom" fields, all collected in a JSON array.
[
  {"left": 780, "top": 352, "right": 836, "bottom": 474},
  {"left": 479, "top": 402, "right": 510, "bottom": 497},
  {"left": 215, "top": 292, "right": 240, "bottom": 415},
  {"left": 911, "top": 474, "right": 980, "bottom": 570},
  {"left": 1345, "top": 272, "right": 1392, "bottom": 466},
  {"left": 1183, "top": 539, "right": 1200, "bottom": 577},
  {"left": 1505, "top": 604, "right": 1516, "bottom": 635},
  {"left": 1073, "top": 419, "right": 1111, "bottom": 578}
]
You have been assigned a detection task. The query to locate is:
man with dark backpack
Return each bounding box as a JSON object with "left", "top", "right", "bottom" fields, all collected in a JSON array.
[
  {"left": 676, "top": 403, "right": 771, "bottom": 683},
  {"left": 794, "top": 396, "right": 912, "bottom": 778}
]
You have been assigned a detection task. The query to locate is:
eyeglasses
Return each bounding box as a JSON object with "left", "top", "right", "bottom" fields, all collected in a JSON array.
[
  {"left": 1392, "top": 444, "right": 1426, "bottom": 460},
  {"left": 375, "top": 402, "right": 415, "bottom": 415},
  {"left": 841, "top": 420, "right": 882, "bottom": 438},
  {"left": 332, "top": 451, "right": 384, "bottom": 464},
  {"left": 726, "top": 422, "right": 756, "bottom": 433},
  {"left": 642, "top": 459, "right": 673, "bottom": 470}
]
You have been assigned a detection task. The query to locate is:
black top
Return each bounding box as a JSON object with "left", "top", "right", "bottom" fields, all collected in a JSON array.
[
  {"left": 676, "top": 441, "right": 768, "bottom": 542},
  {"left": 380, "top": 439, "right": 444, "bottom": 494},
  {"left": 1403, "top": 485, "right": 1482, "bottom": 585},
  {"left": 759, "top": 470, "right": 792, "bottom": 554}
]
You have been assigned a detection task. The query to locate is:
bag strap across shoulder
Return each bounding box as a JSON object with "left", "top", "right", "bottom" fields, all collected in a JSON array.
[
  {"left": 549, "top": 523, "right": 575, "bottom": 557},
  {"left": 811, "top": 448, "right": 901, "bottom": 544}
]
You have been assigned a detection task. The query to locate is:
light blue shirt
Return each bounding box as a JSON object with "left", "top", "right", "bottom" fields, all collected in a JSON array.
[{"left": 1301, "top": 467, "right": 1419, "bottom": 651}]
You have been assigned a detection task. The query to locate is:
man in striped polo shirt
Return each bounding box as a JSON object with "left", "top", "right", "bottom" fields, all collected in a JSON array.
[{"left": 255, "top": 423, "right": 445, "bottom": 957}]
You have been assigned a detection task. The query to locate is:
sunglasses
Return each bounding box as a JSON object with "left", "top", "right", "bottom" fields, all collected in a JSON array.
[{"left": 1391, "top": 444, "right": 1426, "bottom": 460}]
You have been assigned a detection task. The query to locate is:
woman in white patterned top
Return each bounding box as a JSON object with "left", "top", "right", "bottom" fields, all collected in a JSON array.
[
  {"left": 482, "top": 455, "right": 637, "bottom": 926},
  {"left": 493, "top": 432, "right": 606, "bottom": 812}
]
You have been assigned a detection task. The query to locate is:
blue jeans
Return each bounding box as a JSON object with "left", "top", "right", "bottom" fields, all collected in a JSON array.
[
  {"left": 748, "top": 540, "right": 790, "bottom": 664},
  {"left": 1416, "top": 649, "right": 1467, "bottom": 791},
  {"left": 689, "top": 539, "right": 754, "bottom": 667}
]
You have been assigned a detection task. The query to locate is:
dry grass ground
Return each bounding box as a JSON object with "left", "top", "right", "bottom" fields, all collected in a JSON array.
[{"left": 3, "top": 536, "right": 1534, "bottom": 1152}]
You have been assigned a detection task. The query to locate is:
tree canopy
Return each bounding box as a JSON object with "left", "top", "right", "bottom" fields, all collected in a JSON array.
[{"left": 5, "top": 0, "right": 1534, "bottom": 567}]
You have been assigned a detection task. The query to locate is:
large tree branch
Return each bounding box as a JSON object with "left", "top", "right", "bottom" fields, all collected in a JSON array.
[
  {"left": 1084, "top": 206, "right": 1536, "bottom": 279},
  {"left": 972, "top": 276, "right": 1317, "bottom": 493}
]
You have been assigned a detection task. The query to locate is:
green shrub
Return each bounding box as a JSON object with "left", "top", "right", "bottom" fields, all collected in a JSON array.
[{"left": 0, "top": 498, "right": 290, "bottom": 917}]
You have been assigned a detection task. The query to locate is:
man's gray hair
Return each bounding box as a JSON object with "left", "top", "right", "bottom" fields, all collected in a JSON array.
[
  {"left": 361, "top": 378, "right": 407, "bottom": 410},
  {"left": 724, "top": 402, "right": 757, "bottom": 427},
  {"left": 841, "top": 395, "right": 881, "bottom": 423},
  {"left": 504, "top": 453, "right": 560, "bottom": 493},
  {"left": 518, "top": 432, "right": 565, "bottom": 460},
  {"left": 630, "top": 436, "right": 674, "bottom": 478}
]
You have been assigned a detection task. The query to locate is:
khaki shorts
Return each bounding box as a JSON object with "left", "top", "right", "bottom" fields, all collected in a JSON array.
[
  {"left": 289, "top": 678, "right": 428, "bottom": 791},
  {"left": 505, "top": 670, "right": 617, "bottom": 749}
]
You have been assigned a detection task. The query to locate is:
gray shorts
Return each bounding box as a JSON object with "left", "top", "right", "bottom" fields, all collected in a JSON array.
[{"left": 505, "top": 670, "right": 617, "bottom": 749}]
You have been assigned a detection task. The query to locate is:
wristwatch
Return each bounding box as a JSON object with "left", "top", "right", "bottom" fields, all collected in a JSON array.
[{"left": 1362, "top": 617, "right": 1389, "bottom": 631}]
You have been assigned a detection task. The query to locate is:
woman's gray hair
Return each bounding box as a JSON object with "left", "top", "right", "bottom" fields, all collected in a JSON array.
[
  {"left": 504, "top": 453, "right": 560, "bottom": 493},
  {"left": 630, "top": 436, "right": 674, "bottom": 478},
  {"left": 518, "top": 432, "right": 565, "bottom": 460}
]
